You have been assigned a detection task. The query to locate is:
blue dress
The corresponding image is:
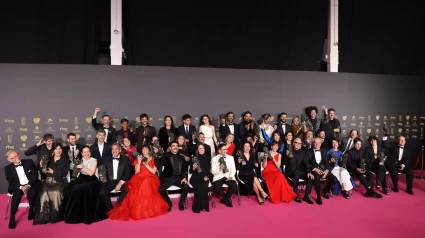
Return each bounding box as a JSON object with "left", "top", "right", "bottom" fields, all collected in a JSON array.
[{"left": 326, "top": 149, "right": 355, "bottom": 194}]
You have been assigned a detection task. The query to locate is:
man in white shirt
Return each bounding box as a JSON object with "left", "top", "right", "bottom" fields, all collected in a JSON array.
[
  {"left": 63, "top": 133, "right": 83, "bottom": 180},
  {"left": 5, "top": 150, "right": 41, "bottom": 229},
  {"left": 99, "top": 143, "right": 132, "bottom": 211},
  {"left": 211, "top": 144, "right": 237, "bottom": 207},
  {"left": 90, "top": 130, "right": 112, "bottom": 165}
]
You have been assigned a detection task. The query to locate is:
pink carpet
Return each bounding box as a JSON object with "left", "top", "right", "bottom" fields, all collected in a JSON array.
[{"left": 1, "top": 173, "right": 425, "bottom": 238}]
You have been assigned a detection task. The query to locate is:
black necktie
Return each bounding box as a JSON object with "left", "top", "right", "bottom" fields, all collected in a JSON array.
[
  {"left": 185, "top": 127, "right": 189, "bottom": 136},
  {"left": 72, "top": 148, "right": 75, "bottom": 159},
  {"left": 14, "top": 163, "right": 22, "bottom": 168}
]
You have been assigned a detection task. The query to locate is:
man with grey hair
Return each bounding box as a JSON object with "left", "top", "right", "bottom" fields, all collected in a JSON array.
[{"left": 4, "top": 150, "right": 40, "bottom": 229}]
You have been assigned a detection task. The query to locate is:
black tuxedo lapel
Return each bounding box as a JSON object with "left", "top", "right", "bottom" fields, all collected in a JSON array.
[
  {"left": 107, "top": 158, "right": 114, "bottom": 181},
  {"left": 117, "top": 157, "right": 124, "bottom": 180}
]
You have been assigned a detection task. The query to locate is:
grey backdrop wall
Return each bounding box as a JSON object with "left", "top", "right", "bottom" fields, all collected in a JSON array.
[{"left": 0, "top": 64, "right": 424, "bottom": 193}]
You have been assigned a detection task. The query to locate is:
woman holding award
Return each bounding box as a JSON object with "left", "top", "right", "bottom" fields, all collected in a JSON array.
[
  {"left": 61, "top": 146, "right": 106, "bottom": 224},
  {"left": 34, "top": 143, "right": 70, "bottom": 225},
  {"left": 327, "top": 139, "right": 353, "bottom": 199},
  {"left": 108, "top": 145, "right": 168, "bottom": 220},
  {"left": 189, "top": 144, "right": 211, "bottom": 213},
  {"left": 262, "top": 142, "right": 296, "bottom": 204},
  {"left": 199, "top": 114, "right": 218, "bottom": 157}
]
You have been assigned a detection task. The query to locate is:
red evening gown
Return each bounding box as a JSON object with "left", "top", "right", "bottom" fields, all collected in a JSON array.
[
  {"left": 107, "top": 159, "right": 168, "bottom": 220},
  {"left": 262, "top": 154, "right": 297, "bottom": 204}
]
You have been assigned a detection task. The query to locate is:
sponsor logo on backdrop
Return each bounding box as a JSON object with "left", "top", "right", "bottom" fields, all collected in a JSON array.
[
  {"left": 8, "top": 135, "right": 12, "bottom": 143},
  {"left": 20, "top": 135, "right": 27, "bottom": 142},
  {"left": 59, "top": 119, "right": 69, "bottom": 123},
  {"left": 21, "top": 117, "right": 26, "bottom": 126},
  {"left": 367, "top": 129, "right": 372, "bottom": 134},
  {"left": 412, "top": 122, "right": 417, "bottom": 127},
  {"left": 342, "top": 116, "right": 347, "bottom": 121},
  {"left": 375, "top": 115, "right": 380, "bottom": 120},
  {"left": 398, "top": 123, "right": 403, "bottom": 126},
  {"left": 351, "top": 116, "right": 356, "bottom": 121},
  {"left": 34, "top": 135, "right": 40, "bottom": 142},
  {"left": 367, "top": 122, "right": 372, "bottom": 127},
  {"left": 75, "top": 117, "right": 79, "bottom": 124},
  {"left": 86, "top": 117, "right": 92, "bottom": 123},
  {"left": 375, "top": 129, "right": 380, "bottom": 134},
  {"left": 359, "top": 122, "right": 364, "bottom": 128},
  {"left": 375, "top": 123, "right": 380, "bottom": 126},
  {"left": 368, "top": 115, "right": 371, "bottom": 121},
  {"left": 33, "top": 126, "right": 42, "bottom": 134},
  {"left": 60, "top": 127, "right": 68, "bottom": 132},
  {"left": 390, "top": 122, "right": 395, "bottom": 127},
  {"left": 6, "top": 145, "right": 14, "bottom": 149},
  {"left": 34, "top": 118, "right": 40, "bottom": 124},
  {"left": 406, "top": 115, "right": 410, "bottom": 120},
  {"left": 413, "top": 116, "right": 417, "bottom": 120},
  {"left": 85, "top": 126, "right": 93, "bottom": 132},
  {"left": 4, "top": 119, "right": 14, "bottom": 124},
  {"left": 383, "top": 116, "right": 387, "bottom": 120},
  {"left": 19, "top": 128, "right": 28, "bottom": 132},
  {"left": 359, "top": 116, "right": 365, "bottom": 120},
  {"left": 390, "top": 116, "right": 396, "bottom": 120},
  {"left": 398, "top": 128, "right": 402, "bottom": 133},
  {"left": 412, "top": 129, "right": 418, "bottom": 133},
  {"left": 405, "top": 121, "right": 410, "bottom": 127},
  {"left": 5, "top": 127, "right": 14, "bottom": 133},
  {"left": 350, "top": 123, "right": 356, "bottom": 127},
  {"left": 47, "top": 118, "right": 54, "bottom": 124},
  {"left": 399, "top": 115, "right": 402, "bottom": 121},
  {"left": 46, "top": 126, "right": 55, "bottom": 133}
]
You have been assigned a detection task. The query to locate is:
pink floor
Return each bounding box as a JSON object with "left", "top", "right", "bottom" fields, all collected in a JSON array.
[{"left": 1, "top": 173, "right": 425, "bottom": 238}]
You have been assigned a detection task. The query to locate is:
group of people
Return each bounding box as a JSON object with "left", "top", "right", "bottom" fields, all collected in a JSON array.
[{"left": 5, "top": 106, "right": 416, "bottom": 229}]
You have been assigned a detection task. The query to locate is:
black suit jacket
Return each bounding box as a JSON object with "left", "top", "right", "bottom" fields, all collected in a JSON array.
[
  {"left": 188, "top": 143, "right": 212, "bottom": 157},
  {"left": 177, "top": 124, "right": 197, "bottom": 144},
  {"left": 90, "top": 143, "right": 112, "bottom": 165},
  {"left": 307, "top": 148, "right": 330, "bottom": 170},
  {"left": 346, "top": 148, "right": 365, "bottom": 172},
  {"left": 92, "top": 119, "right": 117, "bottom": 144},
  {"left": 285, "top": 149, "right": 310, "bottom": 174},
  {"left": 238, "top": 121, "right": 259, "bottom": 140},
  {"left": 382, "top": 139, "right": 412, "bottom": 168},
  {"left": 5, "top": 159, "right": 38, "bottom": 192},
  {"left": 275, "top": 122, "right": 292, "bottom": 138},
  {"left": 158, "top": 152, "right": 188, "bottom": 179},
  {"left": 158, "top": 127, "right": 177, "bottom": 151},
  {"left": 364, "top": 146, "right": 385, "bottom": 166},
  {"left": 219, "top": 123, "right": 239, "bottom": 145},
  {"left": 103, "top": 155, "right": 131, "bottom": 182},
  {"left": 63, "top": 144, "right": 84, "bottom": 162},
  {"left": 24, "top": 144, "right": 54, "bottom": 180},
  {"left": 340, "top": 137, "right": 356, "bottom": 152},
  {"left": 116, "top": 129, "right": 137, "bottom": 145}
]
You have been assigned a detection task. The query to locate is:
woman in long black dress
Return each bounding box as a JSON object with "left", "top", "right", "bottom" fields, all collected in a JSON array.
[
  {"left": 189, "top": 144, "right": 211, "bottom": 213},
  {"left": 157, "top": 115, "right": 177, "bottom": 151},
  {"left": 34, "top": 143, "right": 70, "bottom": 225},
  {"left": 236, "top": 142, "right": 268, "bottom": 204},
  {"left": 60, "top": 146, "right": 107, "bottom": 224}
]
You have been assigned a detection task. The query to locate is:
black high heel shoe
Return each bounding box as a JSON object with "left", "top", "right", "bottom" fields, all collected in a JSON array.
[
  {"left": 260, "top": 190, "right": 269, "bottom": 200},
  {"left": 258, "top": 197, "right": 264, "bottom": 205}
]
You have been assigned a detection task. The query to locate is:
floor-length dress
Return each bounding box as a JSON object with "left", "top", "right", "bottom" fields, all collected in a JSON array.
[
  {"left": 200, "top": 125, "right": 216, "bottom": 157},
  {"left": 107, "top": 159, "right": 168, "bottom": 220},
  {"left": 189, "top": 154, "right": 211, "bottom": 213},
  {"left": 262, "top": 154, "right": 296, "bottom": 204},
  {"left": 327, "top": 149, "right": 355, "bottom": 194},
  {"left": 237, "top": 153, "right": 258, "bottom": 195}
]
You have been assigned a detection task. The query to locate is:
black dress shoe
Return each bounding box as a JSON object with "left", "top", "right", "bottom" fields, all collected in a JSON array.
[
  {"left": 342, "top": 190, "right": 350, "bottom": 199},
  {"left": 407, "top": 190, "right": 414, "bottom": 195},
  {"left": 322, "top": 191, "right": 330, "bottom": 199},
  {"left": 294, "top": 197, "right": 302, "bottom": 203},
  {"left": 316, "top": 198, "right": 322, "bottom": 205},
  {"left": 393, "top": 188, "right": 399, "bottom": 193},
  {"left": 178, "top": 201, "right": 185, "bottom": 211},
  {"left": 220, "top": 198, "right": 232, "bottom": 207},
  {"left": 366, "top": 189, "right": 374, "bottom": 197},
  {"left": 9, "top": 216, "right": 16, "bottom": 229},
  {"left": 303, "top": 196, "right": 314, "bottom": 205},
  {"left": 382, "top": 187, "right": 389, "bottom": 195},
  {"left": 371, "top": 189, "right": 382, "bottom": 198},
  {"left": 28, "top": 210, "right": 34, "bottom": 220},
  {"left": 227, "top": 198, "right": 233, "bottom": 205}
]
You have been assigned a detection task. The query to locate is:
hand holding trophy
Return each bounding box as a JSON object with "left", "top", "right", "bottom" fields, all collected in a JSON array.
[{"left": 40, "top": 154, "right": 49, "bottom": 173}]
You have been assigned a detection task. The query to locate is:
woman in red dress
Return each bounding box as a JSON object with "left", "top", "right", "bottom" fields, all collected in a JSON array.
[
  {"left": 225, "top": 133, "right": 236, "bottom": 156},
  {"left": 108, "top": 145, "right": 168, "bottom": 221},
  {"left": 262, "top": 142, "right": 296, "bottom": 204}
]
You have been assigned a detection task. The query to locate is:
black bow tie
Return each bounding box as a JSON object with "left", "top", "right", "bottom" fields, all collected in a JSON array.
[
  {"left": 314, "top": 150, "right": 320, "bottom": 152},
  {"left": 14, "top": 163, "right": 23, "bottom": 168},
  {"left": 113, "top": 157, "right": 120, "bottom": 161},
  {"left": 399, "top": 146, "right": 404, "bottom": 149},
  {"left": 228, "top": 123, "right": 233, "bottom": 125}
]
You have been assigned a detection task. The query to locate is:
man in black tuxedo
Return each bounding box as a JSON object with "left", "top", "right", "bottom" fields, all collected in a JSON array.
[
  {"left": 346, "top": 138, "right": 382, "bottom": 198},
  {"left": 307, "top": 138, "right": 338, "bottom": 205},
  {"left": 284, "top": 138, "right": 315, "bottom": 204},
  {"left": 63, "top": 133, "right": 84, "bottom": 180},
  {"left": 24, "top": 134, "right": 55, "bottom": 180},
  {"left": 5, "top": 150, "right": 41, "bottom": 229},
  {"left": 189, "top": 133, "right": 212, "bottom": 157},
  {"left": 177, "top": 114, "right": 197, "bottom": 145},
  {"left": 90, "top": 130, "right": 112, "bottom": 165},
  {"left": 116, "top": 118, "right": 137, "bottom": 145},
  {"left": 340, "top": 129, "right": 358, "bottom": 154},
  {"left": 99, "top": 143, "right": 132, "bottom": 211},
  {"left": 238, "top": 111, "right": 259, "bottom": 141},
  {"left": 382, "top": 135, "right": 414, "bottom": 195},
  {"left": 92, "top": 107, "right": 116, "bottom": 144},
  {"left": 136, "top": 113, "right": 157, "bottom": 151},
  {"left": 274, "top": 112, "right": 292, "bottom": 139},
  {"left": 219, "top": 112, "right": 239, "bottom": 148},
  {"left": 158, "top": 141, "right": 190, "bottom": 211}
]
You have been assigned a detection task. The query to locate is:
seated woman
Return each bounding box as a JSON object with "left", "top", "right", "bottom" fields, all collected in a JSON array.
[
  {"left": 108, "top": 145, "right": 168, "bottom": 220},
  {"left": 262, "top": 142, "right": 296, "bottom": 204},
  {"left": 261, "top": 128, "right": 285, "bottom": 155},
  {"left": 176, "top": 135, "right": 190, "bottom": 161},
  {"left": 120, "top": 137, "right": 136, "bottom": 164},
  {"left": 189, "top": 144, "right": 211, "bottom": 213},
  {"left": 291, "top": 116, "right": 304, "bottom": 138},
  {"left": 365, "top": 136, "right": 388, "bottom": 194},
  {"left": 236, "top": 142, "right": 268, "bottom": 204},
  {"left": 34, "top": 143, "right": 70, "bottom": 225},
  {"left": 224, "top": 133, "right": 236, "bottom": 156},
  {"left": 327, "top": 139, "right": 354, "bottom": 199},
  {"left": 61, "top": 146, "right": 106, "bottom": 224}
]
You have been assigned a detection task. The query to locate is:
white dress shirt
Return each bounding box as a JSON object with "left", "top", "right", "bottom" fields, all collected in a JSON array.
[
  {"left": 15, "top": 164, "right": 29, "bottom": 189},
  {"left": 211, "top": 154, "right": 236, "bottom": 182},
  {"left": 98, "top": 143, "right": 104, "bottom": 157},
  {"left": 398, "top": 147, "right": 404, "bottom": 161},
  {"left": 113, "top": 158, "right": 119, "bottom": 180},
  {"left": 281, "top": 124, "right": 286, "bottom": 135},
  {"left": 228, "top": 124, "right": 235, "bottom": 134},
  {"left": 314, "top": 149, "right": 322, "bottom": 164}
]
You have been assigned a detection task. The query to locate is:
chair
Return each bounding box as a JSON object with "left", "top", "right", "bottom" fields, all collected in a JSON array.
[
  {"left": 4, "top": 193, "right": 13, "bottom": 220},
  {"left": 187, "top": 166, "right": 216, "bottom": 207},
  {"left": 283, "top": 165, "right": 306, "bottom": 194},
  {"left": 221, "top": 182, "right": 241, "bottom": 205},
  {"left": 162, "top": 166, "right": 188, "bottom": 209}
]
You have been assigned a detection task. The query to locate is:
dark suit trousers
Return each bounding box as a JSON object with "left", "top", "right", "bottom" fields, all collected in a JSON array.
[
  {"left": 159, "top": 176, "right": 189, "bottom": 203},
  {"left": 99, "top": 180, "right": 128, "bottom": 210},
  {"left": 214, "top": 177, "right": 237, "bottom": 200},
  {"left": 385, "top": 162, "right": 413, "bottom": 190},
  {"left": 368, "top": 162, "right": 387, "bottom": 187},
  {"left": 286, "top": 170, "right": 313, "bottom": 197},
  {"left": 349, "top": 169, "right": 374, "bottom": 189},
  {"left": 11, "top": 180, "right": 41, "bottom": 215},
  {"left": 312, "top": 171, "right": 337, "bottom": 196}
]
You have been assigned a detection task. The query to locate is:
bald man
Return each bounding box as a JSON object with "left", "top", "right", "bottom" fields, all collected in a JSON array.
[
  {"left": 4, "top": 150, "right": 41, "bottom": 229},
  {"left": 382, "top": 135, "right": 414, "bottom": 195}
]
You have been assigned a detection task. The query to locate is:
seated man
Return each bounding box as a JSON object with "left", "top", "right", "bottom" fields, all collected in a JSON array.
[
  {"left": 365, "top": 136, "right": 388, "bottom": 195},
  {"left": 189, "top": 132, "right": 212, "bottom": 157},
  {"left": 382, "top": 135, "right": 414, "bottom": 195},
  {"left": 5, "top": 150, "right": 41, "bottom": 229},
  {"left": 284, "top": 138, "right": 315, "bottom": 204},
  {"left": 211, "top": 144, "right": 237, "bottom": 207},
  {"left": 158, "top": 141, "right": 190, "bottom": 211},
  {"left": 346, "top": 138, "right": 382, "bottom": 198},
  {"left": 306, "top": 138, "right": 338, "bottom": 205},
  {"left": 99, "top": 143, "right": 132, "bottom": 211}
]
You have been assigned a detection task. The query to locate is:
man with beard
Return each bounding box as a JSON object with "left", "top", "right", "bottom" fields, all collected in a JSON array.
[
  {"left": 238, "top": 111, "right": 259, "bottom": 141},
  {"left": 274, "top": 112, "right": 292, "bottom": 139},
  {"left": 219, "top": 111, "right": 239, "bottom": 148},
  {"left": 189, "top": 132, "right": 212, "bottom": 157}
]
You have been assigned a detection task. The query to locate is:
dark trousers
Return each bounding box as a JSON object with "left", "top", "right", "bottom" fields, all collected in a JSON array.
[
  {"left": 10, "top": 180, "right": 41, "bottom": 216},
  {"left": 368, "top": 162, "right": 387, "bottom": 187},
  {"left": 99, "top": 180, "right": 128, "bottom": 211},
  {"left": 312, "top": 171, "right": 337, "bottom": 197},
  {"left": 158, "top": 176, "right": 189, "bottom": 204},
  {"left": 348, "top": 168, "right": 374, "bottom": 189},
  {"left": 286, "top": 170, "right": 313, "bottom": 197},
  {"left": 214, "top": 177, "right": 237, "bottom": 200},
  {"left": 385, "top": 162, "right": 414, "bottom": 190}
]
